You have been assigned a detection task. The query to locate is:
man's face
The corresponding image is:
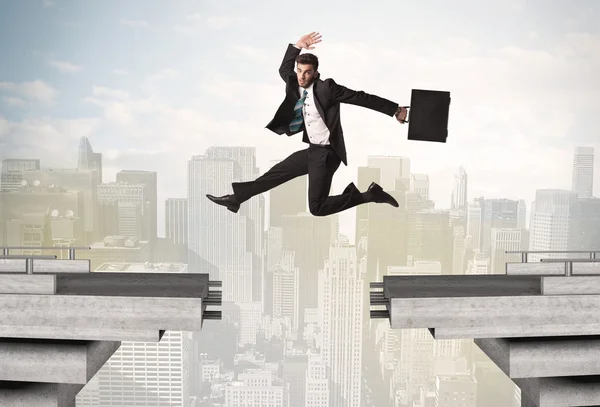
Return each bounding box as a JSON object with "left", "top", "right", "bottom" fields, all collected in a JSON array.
[{"left": 297, "top": 63, "right": 317, "bottom": 88}]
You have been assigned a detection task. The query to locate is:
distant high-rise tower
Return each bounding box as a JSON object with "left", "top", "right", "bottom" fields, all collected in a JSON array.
[
  {"left": 451, "top": 167, "right": 468, "bottom": 210},
  {"left": 410, "top": 174, "right": 429, "bottom": 199},
  {"left": 203, "top": 146, "right": 265, "bottom": 302},
  {"left": 165, "top": 198, "right": 187, "bottom": 245},
  {"left": 367, "top": 156, "right": 410, "bottom": 191},
  {"left": 571, "top": 146, "right": 594, "bottom": 198},
  {"left": 319, "top": 235, "right": 363, "bottom": 407},
  {"left": 529, "top": 189, "right": 578, "bottom": 262},
  {"left": 78, "top": 136, "right": 102, "bottom": 183},
  {"left": 116, "top": 170, "right": 158, "bottom": 253}
]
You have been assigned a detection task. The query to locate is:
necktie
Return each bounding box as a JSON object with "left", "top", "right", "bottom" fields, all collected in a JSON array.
[{"left": 289, "top": 89, "right": 308, "bottom": 132}]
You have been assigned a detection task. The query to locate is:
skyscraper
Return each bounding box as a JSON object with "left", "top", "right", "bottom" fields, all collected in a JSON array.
[
  {"left": 529, "top": 189, "right": 578, "bottom": 262},
  {"left": 165, "top": 198, "right": 188, "bottom": 245},
  {"left": 451, "top": 166, "right": 467, "bottom": 210},
  {"left": 571, "top": 146, "right": 594, "bottom": 198},
  {"left": 367, "top": 156, "right": 410, "bottom": 191},
  {"left": 78, "top": 136, "right": 102, "bottom": 183},
  {"left": 116, "top": 170, "right": 158, "bottom": 250},
  {"left": 203, "top": 146, "right": 265, "bottom": 302},
  {"left": 410, "top": 173, "right": 430, "bottom": 199},
  {"left": 319, "top": 235, "right": 363, "bottom": 407},
  {"left": 188, "top": 153, "right": 250, "bottom": 280},
  {"left": 281, "top": 212, "right": 337, "bottom": 331},
  {"left": 490, "top": 228, "right": 527, "bottom": 274}
]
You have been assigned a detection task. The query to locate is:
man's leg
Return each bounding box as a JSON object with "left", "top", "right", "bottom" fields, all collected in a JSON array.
[
  {"left": 231, "top": 148, "right": 308, "bottom": 204},
  {"left": 307, "top": 145, "right": 400, "bottom": 217},
  {"left": 307, "top": 146, "right": 366, "bottom": 217}
]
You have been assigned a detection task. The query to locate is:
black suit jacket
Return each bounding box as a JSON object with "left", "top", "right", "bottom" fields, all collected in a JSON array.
[{"left": 265, "top": 43, "right": 399, "bottom": 166}]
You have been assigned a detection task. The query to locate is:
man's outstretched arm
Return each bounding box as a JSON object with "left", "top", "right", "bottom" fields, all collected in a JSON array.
[
  {"left": 278, "top": 32, "right": 322, "bottom": 81},
  {"left": 327, "top": 78, "right": 407, "bottom": 122}
]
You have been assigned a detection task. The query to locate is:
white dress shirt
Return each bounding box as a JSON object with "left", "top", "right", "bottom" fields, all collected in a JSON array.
[
  {"left": 298, "top": 81, "right": 330, "bottom": 145},
  {"left": 292, "top": 44, "right": 330, "bottom": 145}
]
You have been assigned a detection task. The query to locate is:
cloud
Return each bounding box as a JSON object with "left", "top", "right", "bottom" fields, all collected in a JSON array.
[
  {"left": 0, "top": 115, "right": 101, "bottom": 164},
  {"left": 43, "top": 0, "right": 55, "bottom": 7},
  {"left": 2, "top": 97, "right": 26, "bottom": 107},
  {"left": 48, "top": 59, "right": 83, "bottom": 73},
  {"left": 0, "top": 80, "right": 57, "bottom": 104},
  {"left": 225, "top": 44, "right": 280, "bottom": 65},
  {"left": 119, "top": 19, "right": 149, "bottom": 28},
  {"left": 198, "top": 73, "right": 281, "bottom": 107},
  {"left": 174, "top": 13, "right": 250, "bottom": 35},
  {"left": 205, "top": 15, "right": 249, "bottom": 29},
  {"left": 185, "top": 13, "right": 202, "bottom": 21},
  {"left": 146, "top": 68, "right": 180, "bottom": 81},
  {"left": 91, "top": 85, "right": 130, "bottom": 100}
]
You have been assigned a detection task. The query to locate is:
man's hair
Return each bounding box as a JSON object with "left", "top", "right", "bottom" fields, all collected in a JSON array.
[{"left": 296, "top": 53, "right": 319, "bottom": 72}]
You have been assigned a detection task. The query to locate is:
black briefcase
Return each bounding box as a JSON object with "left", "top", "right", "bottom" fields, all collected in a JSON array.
[{"left": 403, "top": 89, "right": 451, "bottom": 143}]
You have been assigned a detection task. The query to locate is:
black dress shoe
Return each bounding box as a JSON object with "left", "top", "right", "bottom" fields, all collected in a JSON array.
[
  {"left": 206, "top": 194, "right": 240, "bottom": 213},
  {"left": 367, "top": 182, "right": 399, "bottom": 207}
]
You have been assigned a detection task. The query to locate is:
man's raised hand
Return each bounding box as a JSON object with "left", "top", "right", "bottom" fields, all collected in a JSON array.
[{"left": 296, "top": 32, "right": 322, "bottom": 50}]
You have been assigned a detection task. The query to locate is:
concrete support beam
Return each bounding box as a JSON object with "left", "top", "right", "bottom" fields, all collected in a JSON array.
[
  {"left": 506, "top": 262, "right": 566, "bottom": 275},
  {"left": 515, "top": 377, "right": 600, "bottom": 407},
  {"left": 542, "top": 276, "right": 600, "bottom": 295},
  {"left": 0, "top": 381, "right": 83, "bottom": 407},
  {"left": 430, "top": 324, "right": 600, "bottom": 339},
  {"left": 0, "top": 325, "right": 164, "bottom": 342},
  {"left": 0, "top": 294, "right": 203, "bottom": 331},
  {"left": 507, "top": 261, "right": 600, "bottom": 276},
  {"left": 33, "top": 260, "right": 90, "bottom": 273},
  {"left": 0, "top": 339, "right": 120, "bottom": 384},
  {"left": 389, "top": 295, "right": 600, "bottom": 329},
  {"left": 0, "top": 274, "right": 56, "bottom": 294},
  {"left": 0, "top": 260, "right": 89, "bottom": 274},
  {"left": 475, "top": 337, "right": 600, "bottom": 378}
]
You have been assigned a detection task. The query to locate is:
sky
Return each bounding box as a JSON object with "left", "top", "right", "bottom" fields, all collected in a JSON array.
[{"left": 1, "top": 0, "right": 599, "bottom": 241}]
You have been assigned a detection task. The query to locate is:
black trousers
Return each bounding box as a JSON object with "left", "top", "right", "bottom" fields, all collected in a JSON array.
[{"left": 232, "top": 144, "right": 366, "bottom": 216}]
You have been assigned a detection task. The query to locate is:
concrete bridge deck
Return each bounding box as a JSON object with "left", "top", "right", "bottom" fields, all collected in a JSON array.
[
  {"left": 370, "top": 250, "right": 600, "bottom": 407},
  {"left": 0, "top": 247, "right": 222, "bottom": 407}
]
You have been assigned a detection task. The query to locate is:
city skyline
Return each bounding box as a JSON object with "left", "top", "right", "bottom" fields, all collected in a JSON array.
[{"left": 2, "top": 138, "right": 596, "bottom": 244}]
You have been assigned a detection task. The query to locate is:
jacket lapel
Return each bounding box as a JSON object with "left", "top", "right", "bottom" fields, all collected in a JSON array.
[
  {"left": 288, "top": 75, "right": 300, "bottom": 99},
  {"left": 312, "top": 80, "right": 326, "bottom": 120}
]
